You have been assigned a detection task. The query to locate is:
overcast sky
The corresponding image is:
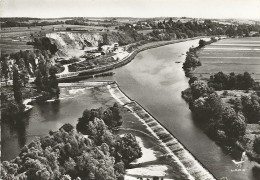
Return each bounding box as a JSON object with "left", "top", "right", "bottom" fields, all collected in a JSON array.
[{"left": 1, "top": 0, "right": 260, "bottom": 19}]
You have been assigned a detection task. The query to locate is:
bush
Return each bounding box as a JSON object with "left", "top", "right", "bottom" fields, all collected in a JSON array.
[
  {"left": 1, "top": 100, "right": 25, "bottom": 120},
  {"left": 199, "top": 39, "right": 207, "bottom": 47},
  {"left": 76, "top": 103, "right": 122, "bottom": 133},
  {"left": 208, "top": 72, "right": 258, "bottom": 90},
  {"left": 60, "top": 123, "right": 74, "bottom": 132},
  {"left": 30, "top": 37, "right": 58, "bottom": 55}
]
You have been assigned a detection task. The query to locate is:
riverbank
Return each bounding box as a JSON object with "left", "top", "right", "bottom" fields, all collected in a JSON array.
[
  {"left": 107, "top": 82, "right": 216, "bottom": 180},
  {"left": 181, "top": 38, "right": 260, "bottom": 172},
  {"left": 56, "top": 81, "right": 217, "bottom": 179},
  {"left": 57, "top": 37, "right": 207, "bottom": 82}
]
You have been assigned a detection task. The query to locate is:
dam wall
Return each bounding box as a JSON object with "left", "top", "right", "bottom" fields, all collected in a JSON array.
[{"left": 107, "top": 82, "right": 216, "bottom": 180}]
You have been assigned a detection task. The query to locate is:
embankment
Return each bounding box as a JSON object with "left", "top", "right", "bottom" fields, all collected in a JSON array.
[
  {"left": 57, "top": 37, "right": 206, "bottom": 83},
  {"left": 107, "top": 82, "right": 216, "bottom": 180}
]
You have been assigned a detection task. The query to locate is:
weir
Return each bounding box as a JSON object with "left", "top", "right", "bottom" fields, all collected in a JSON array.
[
  {"left": 58, "top": 80, "right": 217, "bottom": 179},
  {"left": 107, "top": 82, "right": 216, "bottom": 180}
]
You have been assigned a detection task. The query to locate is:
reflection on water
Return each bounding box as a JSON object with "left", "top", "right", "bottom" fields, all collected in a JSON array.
[
  {"left": 87, "top": 39, "right": 258, "bottom": 180},
  {"left": 1, "top": 39, "right": 259, "bottom": 180},
  {"left": 1, "top": 86, "right": 113, "bottom": 162},
  {"left": 1, "top": 116, "right": 28, "bottom": 161}
]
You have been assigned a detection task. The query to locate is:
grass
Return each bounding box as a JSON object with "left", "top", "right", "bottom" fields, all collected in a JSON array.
[
  {"left": 216, "top": 90, "right": 254, "bottom": 105},
  {"left": 193, "top": 37, "right": 260, "bottom": 82},
  {"left": 216, "top": 89, "right": 260, "bottom": 163}
]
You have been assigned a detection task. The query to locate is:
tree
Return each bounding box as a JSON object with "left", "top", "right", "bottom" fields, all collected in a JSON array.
[
  {"left": 113, "top": 133, "right": 142, "bottom": 165},
  {"left": 103, "top": 103, "right": 122, "bottom": 128},
  {"left": 60, "top": 123, "right": 74, "bottom": 133},
  {"left": 13, "top": 65, "right": 23, "bottom": 103},
  {"left": 76, "top": 108, "right": 102, "bottom": 134},
  {"left": 253, "top": 136, "right": 260, "bottom": 154},
  {"left": 49, "top": 66, "right": 60, "bottom": 98},
  {"left": 222, "top": 106, "right": 246, "bottom": 140},
  {"left": 190, "top": 80, "right": 212, "bottom": 99},
  {"left": 199, "top": 39, "right": 206, "bottom": 48},
  {"left": 77, "top": 103, "right": 122, "bottom": 133},
  {"left": 1, "top": 55, "right": 9, "bottom": 85},
  {"left": 86, "top": 118, "right": 115, "bottom": 146},
  {"left": 1, "top": 123, "right": 120, "bottom": 180},
  {"left": 241, "top": 95, "right": 260, "bottom": 124},
  {"left": 20, "top": 69, "right": 29, "bottom": 87},
  {"left": 243, "top": 72, "right": 254, "bottom": 89},
  {"left": 2, "top": 100, "right": 25, "bottom": 119},
  {"left": 35, "top": 70, "right": 44, "bottom": 92},
  {"left": 192, "top": 92, "right": 223, "bottom": 121}
]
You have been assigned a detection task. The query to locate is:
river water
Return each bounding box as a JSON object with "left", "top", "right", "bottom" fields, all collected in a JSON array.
[{"left": 1, "top": 39, "right": 258, "bottom": 180}]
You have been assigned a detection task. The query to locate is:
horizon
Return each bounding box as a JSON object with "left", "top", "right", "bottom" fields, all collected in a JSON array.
[
  {"left": 0, "top": 0, "right": 260, "bottom": 20},
  {"left": 1, "top": 16, "right": 260, "bottom": 21}
]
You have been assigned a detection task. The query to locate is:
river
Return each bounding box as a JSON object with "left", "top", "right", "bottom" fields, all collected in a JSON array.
[{"left": 1, "top": 39, "right": 258, "bottom": 180}]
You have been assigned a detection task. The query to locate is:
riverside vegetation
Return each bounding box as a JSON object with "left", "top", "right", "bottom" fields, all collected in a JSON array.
[
  {"left": 1, "top": 38, "right": 61, "bottom": 120},
  {"left": 2, "top": 18, "right": 260, "bottom": 119},
  {"left": 181, "top": 39, "right": 260, "bottom": 176},
  {"left": 0, "top": 103, "right": 143, "bottom": 180},
  {"left": 2, "top": 17, "right": 260, "bottom": 179}
]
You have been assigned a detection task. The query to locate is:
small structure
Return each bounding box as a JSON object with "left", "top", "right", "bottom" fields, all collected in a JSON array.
[
  {"left": 101, "top": 45, "right": 114, "bottom": 53},
  {"left": 113, "top": 42, "right": 119, "bottom": 50}
]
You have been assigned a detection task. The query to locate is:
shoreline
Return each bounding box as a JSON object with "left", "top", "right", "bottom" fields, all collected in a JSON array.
[
  {"left": 57, "top": 37, "right": 206, "bottom": 82},
  {"left": 56, "top": 81, "right": 216, "bottom": 179},
  {"left": 107, "top": 81, "right": 216, "bottom": 180},
  {"left": 181, "top": 38, "right": 260, "bottom": 165}
]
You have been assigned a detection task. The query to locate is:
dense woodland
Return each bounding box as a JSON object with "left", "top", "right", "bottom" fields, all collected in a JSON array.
[
  {"left": 1, "top": 38, "right": 60, "bottom": 120},
  {"left": 148, "top": 19, "right": 260, "bottom": 40},
  {"left": 0, "top": 104, "right": 142, "bottom": 180},
  {"left": 182, "top": 78, "right": 260, "bottom": 157}
]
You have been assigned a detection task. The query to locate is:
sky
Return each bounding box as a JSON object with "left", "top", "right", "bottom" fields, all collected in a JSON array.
[{"left": 0, "top": 0, "right": 260, "bottom": 20}]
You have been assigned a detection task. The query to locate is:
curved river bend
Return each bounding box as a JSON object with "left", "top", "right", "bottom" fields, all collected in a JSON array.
[{"left": 2, "top": 39, "right": 257, "bottom": 180}]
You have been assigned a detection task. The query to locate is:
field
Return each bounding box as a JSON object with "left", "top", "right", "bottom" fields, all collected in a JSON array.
[
  {"left": 193, "top": 37, "right": 260, "bottom": 82},
  {"left": 0, "top": 23, "right": 118, "bottom": 54}
]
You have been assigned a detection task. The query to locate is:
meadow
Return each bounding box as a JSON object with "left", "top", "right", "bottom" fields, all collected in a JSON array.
[{"left": 193, "top": 37, "right": 260, "bottom": 82}]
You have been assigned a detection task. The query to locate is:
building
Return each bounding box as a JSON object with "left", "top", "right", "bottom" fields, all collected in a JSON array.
[
  {"left": 113, "top": 42, "right": 119, "bottom": 50},
  {"left": 101, "top": 45, "right": 114, "bottom": 53}
]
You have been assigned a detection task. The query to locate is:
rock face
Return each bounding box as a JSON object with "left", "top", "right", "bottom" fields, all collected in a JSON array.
[
  {"left": 46, "top": 32, "right": 121, "bottom": 57},
  {"left": 46, "top": 32, "right": 104, "bottom": 54},
  {"left": 46, "top": 31, "right": 146, "bottom": 57}
]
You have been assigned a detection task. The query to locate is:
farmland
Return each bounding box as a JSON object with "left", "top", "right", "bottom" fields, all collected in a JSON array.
[
  {"left": 193, "top": 37, "right": 260, "bottom": 82},
  {"left": 0, "top": 24, "right": 119, "bottom": 54}
]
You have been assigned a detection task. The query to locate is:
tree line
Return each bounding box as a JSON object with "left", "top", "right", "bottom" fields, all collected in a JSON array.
[
  {"left": 182, "top": 38, "right": 217, "bottom": 76},
  {"left": 208, "top": 71, "right": 260, "bottom": 90},
  {"left": 1, "top": 38, "right": 60, "bottom": 120},
  {"left": 182, "top": 80, "right": 247, "bottom": 144},
  {"left": 152, "top": 19, "right": 260, "bottom": 39}
]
